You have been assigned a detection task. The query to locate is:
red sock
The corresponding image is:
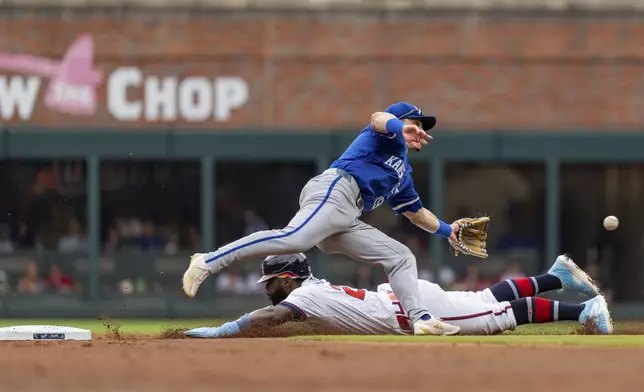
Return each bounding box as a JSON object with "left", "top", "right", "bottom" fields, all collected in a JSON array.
[
  {"left": 511, "top": 297, "right": 583, "bottom": 325},
  {"left": 490, "top": 274, "right": 562, "bottom": 302},
  {"left": 533, "top": 297, "right": 552, "bottom": 322},
  {"left": 513, "top": 278, "right": 536, "bottom": 298}
]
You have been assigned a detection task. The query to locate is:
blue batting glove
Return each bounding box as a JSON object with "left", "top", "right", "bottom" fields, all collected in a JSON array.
[
  {"left": 185, "top": 324, "right": 236, "bottom": 338},
  {"left": 184, "top": 314, "right": 250, "bottom": 339}
]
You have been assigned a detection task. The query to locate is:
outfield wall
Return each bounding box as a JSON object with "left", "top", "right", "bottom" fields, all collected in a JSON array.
[{"left": 0, "top": 129, "right": 643, "bottom": 318}]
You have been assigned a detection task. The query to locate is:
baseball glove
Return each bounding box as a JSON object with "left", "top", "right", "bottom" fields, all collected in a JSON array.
[{"left": 449, "top": 216, "right": 490, "bottom": 258}]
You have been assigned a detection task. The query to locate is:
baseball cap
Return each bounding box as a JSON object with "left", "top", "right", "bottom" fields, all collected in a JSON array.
[
  {"left": 385, "top": 102, "right": 437, "bottom": 131},
  {"left": 257, "top": 253, "right": 312, "bottom": 283}
]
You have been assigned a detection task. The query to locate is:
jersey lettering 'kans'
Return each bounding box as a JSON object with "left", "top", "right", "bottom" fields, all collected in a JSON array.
[{"left": 330, "top": 125, "right": 422, "bottom": 213}]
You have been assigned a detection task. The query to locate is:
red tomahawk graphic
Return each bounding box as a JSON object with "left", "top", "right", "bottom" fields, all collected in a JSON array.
[{"left": 0, "top": 33, "right": 103, "bottom": 116}]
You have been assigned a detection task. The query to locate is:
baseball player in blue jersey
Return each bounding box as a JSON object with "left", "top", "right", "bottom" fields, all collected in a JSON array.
[{"left": 183, "top": 102, "right": 473, "bottom": 335}]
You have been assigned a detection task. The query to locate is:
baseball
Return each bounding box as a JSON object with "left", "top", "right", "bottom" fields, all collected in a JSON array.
[{"left": 603, "top": 215, "right": 619, "bottom": 231}]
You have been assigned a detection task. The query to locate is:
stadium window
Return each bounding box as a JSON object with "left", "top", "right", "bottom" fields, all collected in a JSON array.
[
  {"left": 99, "top": 160, "right": 200, "bottom": 297},
  {"left": 0, "top": 160, "right": 88, "bottom": 296}
]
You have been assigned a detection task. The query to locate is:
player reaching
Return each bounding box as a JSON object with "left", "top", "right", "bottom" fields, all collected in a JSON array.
[
  {"left": 183, "top": 102, "right": 488, "bottom": 336},
  {"left": 184, "top": 253, "right": 613, "bottom": 338}
]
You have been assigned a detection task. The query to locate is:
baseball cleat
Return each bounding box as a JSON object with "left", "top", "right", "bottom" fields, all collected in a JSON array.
[
  {"left": 413, "top": 318, "right": 461, "bottom": 336},
  {"left": 182, "top": 253, "right": 210, "bottom": 298},
  {"left": 579, "top": 295, "right": 614, "bottom": 334},
  {"left": 547, "top": 254, "right": 600, "bottom": 297}
]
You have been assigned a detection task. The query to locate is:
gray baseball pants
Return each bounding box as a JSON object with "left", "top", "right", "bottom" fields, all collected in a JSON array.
[{"left": 203, "top": 168, "right": 430, "bottom": 324}]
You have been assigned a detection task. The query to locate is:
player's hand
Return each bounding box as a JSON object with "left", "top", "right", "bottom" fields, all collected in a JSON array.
[
  {"left": 448, "top": 222, "right": 460, "bottom": 244},
  {"left": 402, "top": 124, "right": 432, "bottom": 151}
]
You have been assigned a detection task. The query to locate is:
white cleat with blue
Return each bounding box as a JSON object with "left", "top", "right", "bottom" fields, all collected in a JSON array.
[
  {"left": 182, "top": 253, "right": 211, "bottom": 298},
  {"left": 579, "top": 295, "right": 614, "bottom": 334},
  {"left": 547, "top": 254, "right": 600, "bottom": 298}
]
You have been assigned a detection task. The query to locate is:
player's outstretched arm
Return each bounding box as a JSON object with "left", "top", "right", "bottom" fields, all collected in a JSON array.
[
  {"left": 403, "top": 208, "right": 460, "bottom": 243},
  {"left": 370, "top": 112, "right": 397, "bottom": 134},
  {"left": 184, "top": 305, "right": 298, "bottom": 339},
  {"left": 370, "top": 112, "right": 431, "bottom": 150}
]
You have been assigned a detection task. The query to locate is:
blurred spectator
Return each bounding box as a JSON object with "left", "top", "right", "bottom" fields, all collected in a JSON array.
[
  {"left": 244, "top": 270, "right": 265, "bottom": 294},
  {"left": 164, "top": 230, "right": 179, "bottom": 254},
  {"left": 499, "top": 260, "right": 527, "bottom": 281},
  {"left": 115, "top": 217, "right": 143, "bottom": 243},
  {"left": 15, "top": 220, "right": 35, "bottom": 248},
  {"left": 453, "top": 263, "right": 493, "bottom": 292},
  {"left": 0, "top": 223, "right": 14, "bottom": 254},
  {"left": 17, "top": 261, "right": 44, "bottom": 294},
  {"left": 45, "top": 263, "right": 75, "bottom": 294},
  {"left": 119, "top": 278, "right": 134, "bottom": 295},
  {"left": 58, "top": 218, "right": 88, "bottom": 253},
  {"left": 404, "top": 236, "right": 433, "bottom": 280},
  {"left": 104, "top": 226, "right": 121, "bottom": 253},
  {"left": 215, "top": 263, "right": 264, "bottom": 294},
  {"left": 36, "top": 205, "right": 66, "bottom": 250},
  {"left": 215, "top": 272, "right": 246, "bottom": 293},
  {"left": 497, "top": 202, "right": 539, "bottom": 252},
  {"left": 243, "top": 210, "right": 268, "bottom": 236},
  {"left": 134, "top": 221, "right": 165, "bottom": 251},
  {"left": 188, "top": 226, "right": 202, "bottom": 251}
]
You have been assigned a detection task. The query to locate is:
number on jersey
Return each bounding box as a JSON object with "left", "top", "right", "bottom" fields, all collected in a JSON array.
[{"left": 329, "top": 284, "right": 366, "bottom": 301}]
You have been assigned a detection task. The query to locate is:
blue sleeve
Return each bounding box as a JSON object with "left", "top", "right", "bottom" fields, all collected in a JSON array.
[
  {"left": 278, "top": 301, "right": 307, "bottom": 321},
  {"left": 386, "top": 181, "right": 423, "bottom": 215}
]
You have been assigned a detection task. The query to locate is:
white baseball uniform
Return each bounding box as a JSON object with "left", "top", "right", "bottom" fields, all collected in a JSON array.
[{"left": 279, "top": 277, "right": 517, "bottom": 335}]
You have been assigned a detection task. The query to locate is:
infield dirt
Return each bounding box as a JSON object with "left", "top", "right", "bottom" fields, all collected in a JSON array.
[{"left": 3, "top": 336, "right": 644, "bottom": 392}]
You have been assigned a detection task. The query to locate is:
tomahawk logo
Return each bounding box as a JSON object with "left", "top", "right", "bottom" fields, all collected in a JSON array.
[
  {"left": 0, "top": 33, "right": 102, "bottom": 119},
  {"left": 0, "top": 34, "right": 249, "bottom": 122}
]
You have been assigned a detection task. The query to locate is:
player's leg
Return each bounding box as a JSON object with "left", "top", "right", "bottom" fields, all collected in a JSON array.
[
  {"left": 183, "top": 171, "right": 362, "bottom": 297},
  {"left": 317, "top": 222, "right": 460, "bottom": 335},
  {"left": 417, "top": 280, "right": 613, "bottom": 334},
  {"left": 488, "top": 254, "right": 600, "bottom": 303},
  {"left": 510, "top": 295, "right": 613, "bottom": 333},
  {"left": 415, "top": 280, "right": 517, "bottom": 335}
]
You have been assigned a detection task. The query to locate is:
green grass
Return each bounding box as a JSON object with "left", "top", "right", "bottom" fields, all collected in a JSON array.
[
  {"left": 0, "top": 319, "right": 642, "bottom": 347},
  {"left": 292, "top": 321, "right": 644, "bottom": 347}
]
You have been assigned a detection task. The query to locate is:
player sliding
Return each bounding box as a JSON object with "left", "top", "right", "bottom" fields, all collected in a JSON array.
[
  {"left": 184, "top": 253, "right": 613, "bottom": 338},
  {"left": 183, "top": 102, "right": 489, "bottom": 336}
]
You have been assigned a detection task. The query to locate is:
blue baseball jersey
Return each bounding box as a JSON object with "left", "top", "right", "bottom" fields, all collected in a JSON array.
[{"left": 330, "top": 126, "right": 423, "bottom": 214}]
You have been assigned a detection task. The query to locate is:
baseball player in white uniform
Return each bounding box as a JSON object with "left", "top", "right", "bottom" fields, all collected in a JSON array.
[{"left": 185, "top": 253, "right": 613, "bottom": 338}]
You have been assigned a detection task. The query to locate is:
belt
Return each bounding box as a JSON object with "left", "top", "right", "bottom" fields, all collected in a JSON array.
[
  {"left": 334, "top": 168, "right": 353, "bottom": 184},
  {"left": 325, "top": 168, "right": 364, "bottom": 211}
]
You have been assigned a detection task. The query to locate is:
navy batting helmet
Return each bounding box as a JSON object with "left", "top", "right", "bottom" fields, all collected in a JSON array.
[
  {"left": 385, "top": 102, "right": 437, "bottom": 131},
  {"left": 257, "top": 253, "right": 312, "bottom": 283}
]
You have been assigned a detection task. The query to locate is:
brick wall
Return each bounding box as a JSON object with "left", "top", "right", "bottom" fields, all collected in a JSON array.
[{"left": 1, "top": 13, "right": 643, "bottom": 131}]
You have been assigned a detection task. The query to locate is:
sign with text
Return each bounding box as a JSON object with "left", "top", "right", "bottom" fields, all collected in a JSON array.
[
  {"left": 1, "top": 15, "right": 642, "bottom": 131},
  {"left": 0, "top": 34, "right": 249, "bottom": 127}
]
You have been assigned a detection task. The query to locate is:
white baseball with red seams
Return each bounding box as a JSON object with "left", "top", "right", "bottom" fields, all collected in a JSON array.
[{"left": 603, "top": 216, "right": 619, "bottom": 231}]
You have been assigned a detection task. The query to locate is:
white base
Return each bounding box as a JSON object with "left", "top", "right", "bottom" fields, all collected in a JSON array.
[{"left": 0, "top": 325, "right": 92, "bottom": 341}]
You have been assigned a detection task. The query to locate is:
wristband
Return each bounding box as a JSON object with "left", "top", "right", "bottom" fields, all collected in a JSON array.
[
  {"left": 235, "top": 313, "right": 251, "bottom": 331},
  {"left": 215, "top": 321, "right": 241, "bottom": 337},
  {"left": 212, "top": 314, "right": 251, "bottom": 337},
  {"left": 435, "top": 220, "right": 453, "bottom": 239},
  {"left": 385, "top": 118, "right": 405, "bottom": 135}
]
